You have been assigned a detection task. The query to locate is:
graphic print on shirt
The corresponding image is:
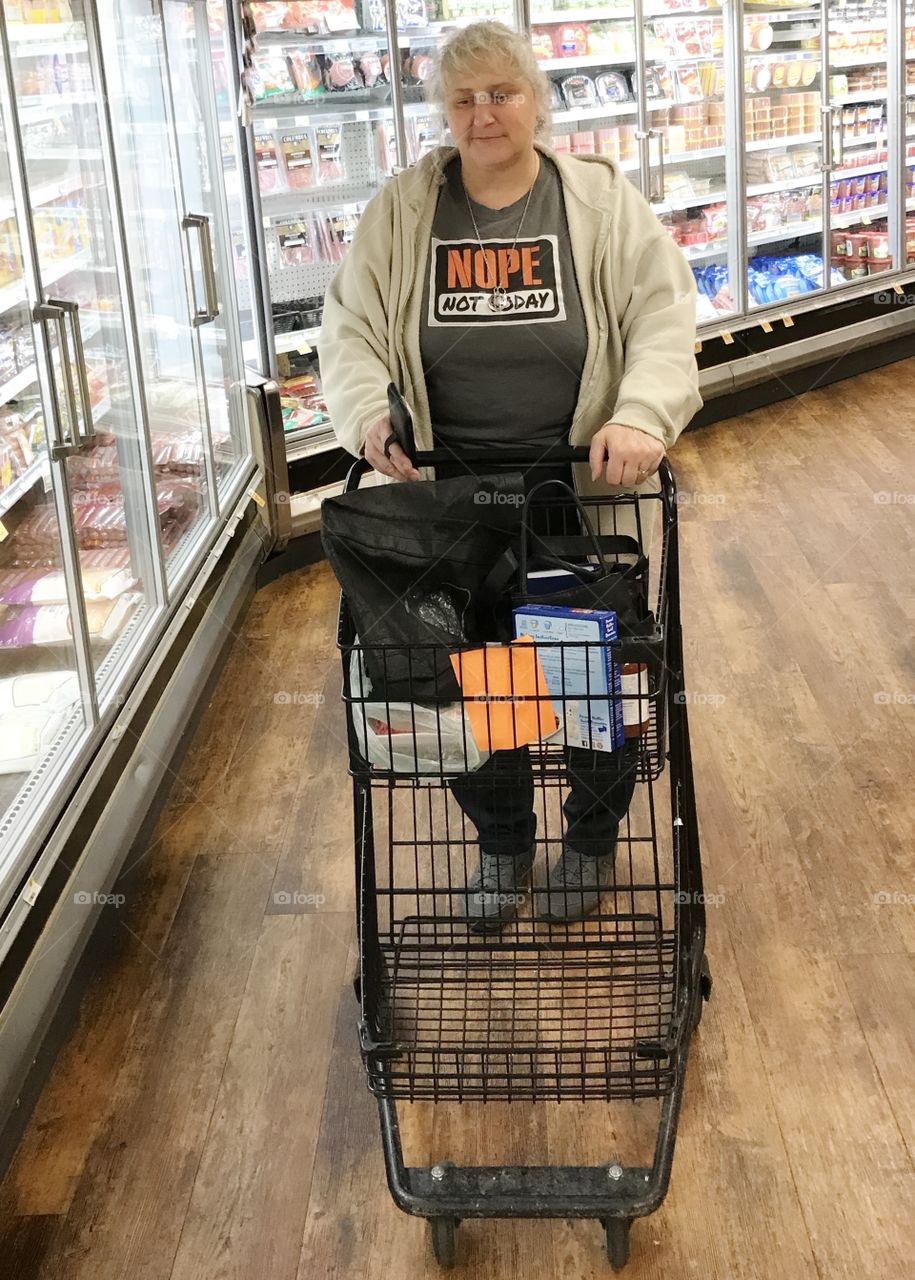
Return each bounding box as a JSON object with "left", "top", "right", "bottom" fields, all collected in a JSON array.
[{"left": 427, "top": 234, "right": 566, "bottom": 326}]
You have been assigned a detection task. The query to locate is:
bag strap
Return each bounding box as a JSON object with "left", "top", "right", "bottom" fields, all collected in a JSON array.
[{"left": 519, "top": 479, "right": 645, "bottom": 589}]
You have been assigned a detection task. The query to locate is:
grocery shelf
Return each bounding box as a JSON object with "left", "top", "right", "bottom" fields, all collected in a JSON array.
[
  {"left": 744, "top": 201, "right": 890, "bottom": 249},
  {"left": 552, "top": 101, "right": 639, "bottom": 125},
  {"left": 0, "top": 455, "right": 50, "bottom": 520},
  {"left": 0, "top": 362, "right": 40, "bottom": 405},
  {"left": 538, "top": 54, "right": 637, "bottom": 71},
  {"left": 17, "top": 92, "right": 97, "bottom": 125},
  {"left": 0, "top": 312, "right": 102, "bottom": 410},
  {"left": 254, "top": 100, "right": 397, "bottom": 128},
  {"left": 831, "top": 89, "right": 889, "bottom": 105},
  {"left": 274, "top": 327, "right": 321, "bottom": 354},
  {"left": 534, "top": 7, "right": 647, "bottom": 22},
  {"left": 830, "top": 55, "right": 892, "bottom": 70},
  {"left": 656, "top": 188, "right": 726, "bottom": 212},
  {"left": 0, "top": 250, "right": 91, "bottom": 315},
  {"left": 0, "top": 175, "right": 86, "bottom": 222}
]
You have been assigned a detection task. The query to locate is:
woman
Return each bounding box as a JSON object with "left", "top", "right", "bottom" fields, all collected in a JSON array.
[{"left": 320, "top": 21, "right": 701, "bottom": 929}]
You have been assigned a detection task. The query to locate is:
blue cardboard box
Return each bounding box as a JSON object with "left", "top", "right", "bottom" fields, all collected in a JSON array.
[{"left": 512, "top": 602, "right": 625, "bottom": 751}]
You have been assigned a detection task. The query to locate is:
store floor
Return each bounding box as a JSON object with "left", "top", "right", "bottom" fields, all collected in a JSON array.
[{"left": 2, "top": 360, "right": 914, "bottom": 1279}]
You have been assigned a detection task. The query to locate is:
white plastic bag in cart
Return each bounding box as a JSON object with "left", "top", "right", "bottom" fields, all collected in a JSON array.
[{"left": 348, "top": 646, "right": 489, "bottom": 776}]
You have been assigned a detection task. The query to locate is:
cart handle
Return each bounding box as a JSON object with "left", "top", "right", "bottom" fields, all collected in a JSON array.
[{"left": 344, "top": 447, "right": 676, "bottom": 512}]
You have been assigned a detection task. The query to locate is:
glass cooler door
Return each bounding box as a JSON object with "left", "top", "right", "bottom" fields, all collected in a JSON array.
[
  {"left": 823, "top": 0, "right": 897, "bottom": 287},
  {"left": 2, "top": 2, "right": 161, "bottom": 713},
  {"left": 96, "top": 0, "right": 223, "bottom": 587},
  {"left": 161, "top": 0, "right": 252, "bottom": 509}
]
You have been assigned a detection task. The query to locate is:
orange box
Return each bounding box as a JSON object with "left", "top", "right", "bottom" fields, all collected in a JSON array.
[{"left": 451, "top": 638, "right": 558, "bottom": 752}]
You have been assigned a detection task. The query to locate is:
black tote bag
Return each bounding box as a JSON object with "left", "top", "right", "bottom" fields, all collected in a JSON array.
[{"left": 321, "top": 471, "right": 526, "bottom": 704}]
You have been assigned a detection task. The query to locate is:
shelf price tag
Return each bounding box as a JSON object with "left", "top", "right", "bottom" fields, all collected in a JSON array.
[
  {"left": 781, "top": 314, "right": 795, "bottom": 328},
  {"left": 694, "top": 339, "right": 702, "bottom": 354},
  {"left": 720, "top": 329, "right": 734, "bottom": 345},
  {"left": 0, "top": 518, "right": 8, "bottom": 543},
  {"left": 760, "top": 319, "right": 773, "bottom": 333},
  {"left": 893, "top": 283, "right": 905, "bottom": 295},
  {"left": 248, "top": 488, "right": 266, "bottom": 508}
]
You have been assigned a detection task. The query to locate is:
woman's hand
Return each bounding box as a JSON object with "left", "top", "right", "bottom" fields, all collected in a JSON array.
[
  {"left": 589, "top": 422, "right": 666, "bottom": 487},
  {"left": 362, "top": 413, "right": 421, "bottom": 482}
]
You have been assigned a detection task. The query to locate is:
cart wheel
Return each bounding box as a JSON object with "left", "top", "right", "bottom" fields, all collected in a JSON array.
[
  {"left": 603, "top": 1217, "right": 631, "bottom": 1270},
  {"left": 429, "top": 1216, "right": 458, "bottom": 1268}
]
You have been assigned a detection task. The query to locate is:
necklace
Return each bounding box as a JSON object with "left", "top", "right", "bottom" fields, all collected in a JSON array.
[{"left": 462, "top": 165, "right": 537, "bottom": 314}]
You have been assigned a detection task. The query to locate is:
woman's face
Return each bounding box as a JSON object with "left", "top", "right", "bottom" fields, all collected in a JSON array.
[{"left": 443, "top": 61, "right": 539, "bottom": 173}]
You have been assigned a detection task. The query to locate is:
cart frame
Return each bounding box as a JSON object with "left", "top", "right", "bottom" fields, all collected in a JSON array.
[{"left": 334, "top": 448, "right": 712, "bottom": 1269}]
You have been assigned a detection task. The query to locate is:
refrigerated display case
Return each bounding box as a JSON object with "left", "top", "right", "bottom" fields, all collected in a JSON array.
[
  {"left": 0, "top": 0, "right": 263, "bottom": 952},
  {"left": 230, "top": 0, "right": 915, "bottom": 457}
]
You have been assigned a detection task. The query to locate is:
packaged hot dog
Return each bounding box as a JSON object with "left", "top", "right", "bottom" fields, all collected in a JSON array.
[
  {"left": 277, "top": 220, "right": 316, "bottom": 267},
  {"left": 358, "top": 50, "right": 383, "bottom": 89},
  {"left": 323, "top": 52, "right": 362, "bottom": 92}
]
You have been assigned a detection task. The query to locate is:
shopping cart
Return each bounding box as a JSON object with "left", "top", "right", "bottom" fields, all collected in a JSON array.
[{"left": 333, "top": 445, "right": 712, "bottom": 1270}]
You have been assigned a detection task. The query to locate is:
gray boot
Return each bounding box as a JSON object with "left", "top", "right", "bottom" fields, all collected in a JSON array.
[
  {"left": 462, "top": 847, "right": 536, "bottom": 933},
  {"left": 534, "top": 845, "right": 617, "bottom": 921}
]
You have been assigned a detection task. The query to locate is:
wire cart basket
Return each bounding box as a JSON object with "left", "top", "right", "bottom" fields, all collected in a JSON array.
[{"left": 333, "top": 446, "right": 712, "bottom": 1270}]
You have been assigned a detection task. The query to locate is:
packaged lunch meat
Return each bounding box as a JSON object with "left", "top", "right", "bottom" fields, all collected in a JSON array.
[
  {"left": 281, "top": 131, "right": 315, "bottom": 188},
  {"left": 276, "top": 220, "right": 316, "bottom": 267},
  {"left": 286, "top": 48, "right": 323, "bottom": 96},
  {"left": 254, "top": 134, "right": 280, "bottom": 193},
  {"left": 554, "top": 24, "right": 589, "bottom": 58},
  {"left": 358, "top": 49, "right": 383, "bottom": 89},
  {"left": 315, "top": 125, "right": 344, "bottom": 180},
  {"left": 594, "top": 71, "right": 631, "bottom": 105},
  {"left": 323, "top": 53, "right": 361, "bottom": 92},
  {"left": 560, "top": 75, "right": 599, "bottom": 111},
  {"left": 549, "top": 80, "right": 564, "bottom": 111},
  {"left": 323, "top": 208, "right": 359, "bottom": 262},
  {"left": 531, "top": 28, "right": 555, "bottom": 61}
]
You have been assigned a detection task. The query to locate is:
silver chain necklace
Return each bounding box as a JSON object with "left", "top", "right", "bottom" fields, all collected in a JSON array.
[{"left": 462, "top": 165, "right": 537, "bottom": 314}]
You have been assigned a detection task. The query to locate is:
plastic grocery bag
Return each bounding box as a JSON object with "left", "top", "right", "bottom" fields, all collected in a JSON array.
[{"left": 348, "top": 646, "right": 489, "bottom": 776}]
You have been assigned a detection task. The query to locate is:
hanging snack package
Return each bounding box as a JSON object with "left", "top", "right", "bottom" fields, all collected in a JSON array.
[
  {"left": 323, "top": 52, "right": 362, "bottom": 92},
  {"left": 286, "top": 48, "right": 324, "bottom": 97},
  {"left": 281, "top": 130, "right": 315, "bottom": 188},
  {"left": 251, "top": 53, "right": 295, "bottom": 99},
  {"left": 254, "top": 133, "right": 281, "bottom": 193},
  {"left": 316, "top": 124, "right": 344, "bottom": 181},
  {"left": 277, "top": 219, "right": 316, "bottom": 267}
]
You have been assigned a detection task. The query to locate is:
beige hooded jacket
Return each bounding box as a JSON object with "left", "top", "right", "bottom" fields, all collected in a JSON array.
[{"left": 318, "top": 140, "right": 703, "bottom": 549}]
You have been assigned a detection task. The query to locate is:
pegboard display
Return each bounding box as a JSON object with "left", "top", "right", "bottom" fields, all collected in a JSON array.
[{"left": 258, "top": 115, "right": 382, "bottom": 304}]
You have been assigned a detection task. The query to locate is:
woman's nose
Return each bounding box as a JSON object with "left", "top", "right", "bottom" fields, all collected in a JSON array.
[{"left": 472, "top": 95, "right": 496, "bottom": 126}]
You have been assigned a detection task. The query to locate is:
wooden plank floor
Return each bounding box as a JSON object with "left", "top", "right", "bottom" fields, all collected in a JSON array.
[{"left": 2, "top": 359, "right": 914, "bottom": 1278}]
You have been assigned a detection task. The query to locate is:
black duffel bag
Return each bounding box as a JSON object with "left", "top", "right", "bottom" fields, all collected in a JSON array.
[{"left": 321, "top": 470, "right": 526, "bottom": 704}]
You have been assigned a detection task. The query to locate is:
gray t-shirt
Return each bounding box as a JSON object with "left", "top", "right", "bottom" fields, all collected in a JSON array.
[{"left": 419, "top": 153, "right": 587, "bottom": 459}]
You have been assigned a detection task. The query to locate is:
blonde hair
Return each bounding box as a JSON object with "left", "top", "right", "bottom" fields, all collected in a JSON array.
[{"left": 426, "top": 20, "right": 552, "bottom": 179}]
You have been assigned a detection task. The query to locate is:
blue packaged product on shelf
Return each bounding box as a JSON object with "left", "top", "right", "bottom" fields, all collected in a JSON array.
[{"left": 511, "top": 603, "right": 625, "bottom": 752}]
